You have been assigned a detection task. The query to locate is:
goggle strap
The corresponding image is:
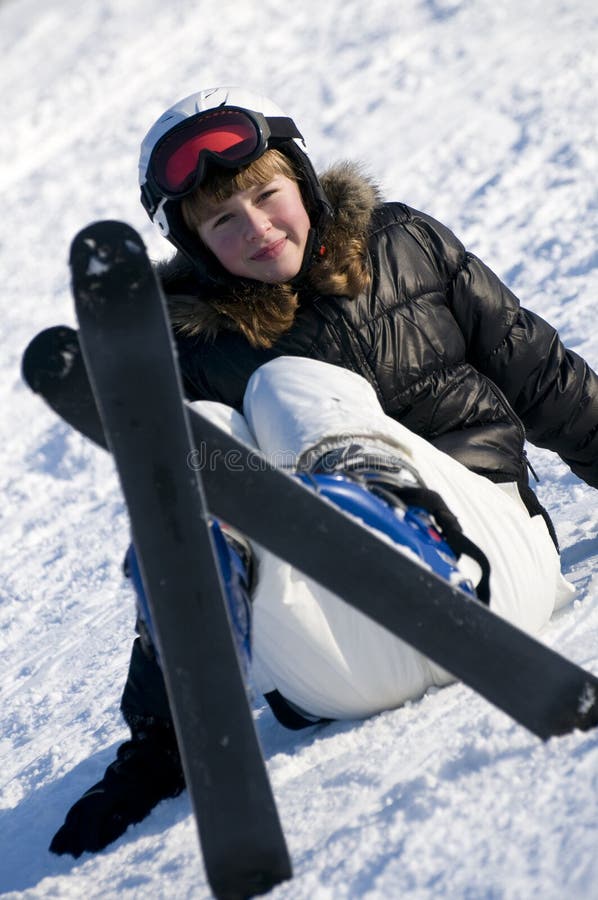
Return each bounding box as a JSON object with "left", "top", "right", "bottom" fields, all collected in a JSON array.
[{"left": 264, "top": 116, "right": 304, "bottom": 142}]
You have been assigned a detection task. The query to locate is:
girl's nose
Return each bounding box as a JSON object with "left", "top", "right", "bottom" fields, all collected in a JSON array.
[{"left": 244, "top": 208, "right": 270, "bottom": 241}]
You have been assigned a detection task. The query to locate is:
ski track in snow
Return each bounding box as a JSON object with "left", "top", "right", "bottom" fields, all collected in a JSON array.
[{"left": 2, "top": 0, "right": 598, "bottom": 896}]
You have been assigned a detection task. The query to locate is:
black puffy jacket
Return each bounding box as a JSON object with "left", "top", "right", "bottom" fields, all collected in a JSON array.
[
  {"left": 162, "top": 167, "right": 598, "bottom": 490},
  {"left": 113, "top": 168, "right": 598, "bottom": 746}
]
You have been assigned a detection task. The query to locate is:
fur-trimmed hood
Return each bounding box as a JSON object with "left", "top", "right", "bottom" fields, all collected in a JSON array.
[{"left": 158, "top": 162, "right": 382, "bottom": 347}]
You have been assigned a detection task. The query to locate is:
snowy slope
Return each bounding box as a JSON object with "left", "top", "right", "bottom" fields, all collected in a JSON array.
[{"left": 2, "top": 0, "right": 598, "bottom": 896}]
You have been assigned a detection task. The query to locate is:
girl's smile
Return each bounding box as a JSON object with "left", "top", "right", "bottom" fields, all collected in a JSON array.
[{"left": 250, "top": 237, "right": 287, "bottom": 262}]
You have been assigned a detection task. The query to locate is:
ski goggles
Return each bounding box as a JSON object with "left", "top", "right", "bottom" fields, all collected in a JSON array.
[{"left": 146, "top": 107, "right": 303, "bottom": 200}]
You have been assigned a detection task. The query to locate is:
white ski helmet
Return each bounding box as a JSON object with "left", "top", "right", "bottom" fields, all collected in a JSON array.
[{"left": 139, "top": 86, "right": 332, "bottom": 283}]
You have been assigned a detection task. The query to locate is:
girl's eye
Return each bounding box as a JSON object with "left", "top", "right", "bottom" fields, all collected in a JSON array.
[
  {"left": 213, "top": 212, "right": 232, "bottom": 228},
  {"left": 258, "top": 188, "right": 277, "bottom": 202}
]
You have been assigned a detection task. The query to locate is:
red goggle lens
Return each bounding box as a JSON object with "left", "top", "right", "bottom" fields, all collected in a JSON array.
[{"left": 151, "top": 110, "right": 261, "bottom": 195}]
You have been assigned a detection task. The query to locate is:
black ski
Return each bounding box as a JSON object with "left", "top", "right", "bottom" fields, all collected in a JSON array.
[
  {"left": 66, "top": 221, "right": 292, "bottom": 899},
  {"left": 22, "top": 226, "right": 598, "bottom": 746}
]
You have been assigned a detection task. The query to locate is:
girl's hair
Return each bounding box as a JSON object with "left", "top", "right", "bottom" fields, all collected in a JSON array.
[
  {"left": 181, "top": 149, "right": 298, "bottom": 231},
  {"left": 176, "top": 149, "right": 371, "bottom": 348}
]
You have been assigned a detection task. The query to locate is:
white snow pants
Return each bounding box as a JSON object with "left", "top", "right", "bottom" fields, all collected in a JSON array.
[{"left": 191, "top": 357, "right": 574, "bottom": 721}]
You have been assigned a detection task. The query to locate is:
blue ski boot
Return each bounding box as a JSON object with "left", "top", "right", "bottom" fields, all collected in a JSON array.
[
  {"left": 297, "top": 441, "right": 490, "bottom": 604},
  {"left": 124, "top": 519, "right": 253, "bottom": 677}
]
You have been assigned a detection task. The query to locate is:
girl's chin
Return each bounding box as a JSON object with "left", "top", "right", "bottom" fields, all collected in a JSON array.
[
  {"left": 256, "top": 266, "right": 301, "bottom": 284},
  {"left": 250, "top": 254, "right": 303, "bottom": 284}
]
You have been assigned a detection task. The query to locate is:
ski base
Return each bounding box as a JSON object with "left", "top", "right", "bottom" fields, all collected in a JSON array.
[{"left": 68, "top": 221, "right": 291, "bottom": 899}]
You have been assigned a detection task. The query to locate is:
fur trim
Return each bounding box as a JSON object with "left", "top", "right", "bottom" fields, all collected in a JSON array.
[
  {"left": 161, "top": 162, "right": 381, "bottom": 348},
  {"left": 319, "top": 161, "right": 382, "bottom": 237},
  {"left": 168, "top": 281, "right": 299, "bottom": 347},
  {"left": 310, "top": 162, "right": 381, "bottom": 298}
]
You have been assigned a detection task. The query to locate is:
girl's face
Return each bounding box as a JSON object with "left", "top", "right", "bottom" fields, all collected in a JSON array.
[{"left": 197, "top": 175, "right": 311, "bottom": 284}]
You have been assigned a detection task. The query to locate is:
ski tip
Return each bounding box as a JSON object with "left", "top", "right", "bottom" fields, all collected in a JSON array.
[
  {"left": 69, "top": 220, "right": 147, "bottom": 285},
  {"left": 21, "top": 325, "right": 81, "bottom": 393}
]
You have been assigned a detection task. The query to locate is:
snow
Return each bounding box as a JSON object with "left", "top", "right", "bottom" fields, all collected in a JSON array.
[{"left": 2, "top": 0, "right": 598, "bottom": 896}]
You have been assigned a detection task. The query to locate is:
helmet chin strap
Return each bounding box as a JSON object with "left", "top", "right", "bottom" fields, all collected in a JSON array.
[{"left": 289, "top": 226, "right": 325, "bottom": 288}]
